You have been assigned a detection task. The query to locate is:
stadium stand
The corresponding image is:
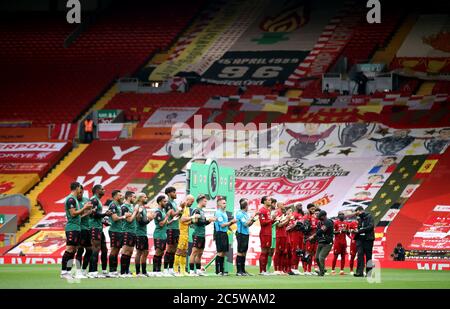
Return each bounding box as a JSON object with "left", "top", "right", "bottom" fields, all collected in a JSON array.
[
  {"left": 37, "top": 140, "right": 166, "bottom": 213},
  {"left": 105, "top": 84, "right": 273, "bottom": 124},
  {"left": 1, "top": 0, "right": 449, "bottom": 270},
  {"left": 340, "top": 9, "right": 404, "bottom": 68},
  {"left": 0, "top": 0, "right": 204, "bottom": 126}
]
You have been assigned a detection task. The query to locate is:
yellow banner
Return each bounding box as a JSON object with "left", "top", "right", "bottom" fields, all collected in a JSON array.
[
  {"left": 356, "top": 104, "right": 383, "bottom": 115},
  {"left": 141, "top": 159, "right": 166, "bottom": 173},
  {"left": 418, "top": 159, "right": 438, "bottom": 174},
  {"left": 262, "top": 102, "right": 288, "bottom": 114},
  {"left": 150, "top": 0, "right": 243, "bottom": 80},
  {"left": 0, "top": 173, "right": 40, "bottom": 195},
  {"left": 9, "top": 230, "right": 66, "bottom": 255}
]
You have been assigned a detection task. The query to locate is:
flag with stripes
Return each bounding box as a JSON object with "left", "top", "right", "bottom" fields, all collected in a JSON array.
[{"left": 51, "top": 123, "right": 76, "bottom": 140}]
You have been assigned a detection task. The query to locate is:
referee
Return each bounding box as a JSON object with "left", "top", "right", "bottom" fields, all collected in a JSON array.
[
  {"left": 235, "top": 198, "right": 257, "bottom": 276},
  {"left": 354, "top": 206, "right": 375, "bottom": 277},
  {"left": 214, "top": 197, "right": 237, "bottom": 276}
]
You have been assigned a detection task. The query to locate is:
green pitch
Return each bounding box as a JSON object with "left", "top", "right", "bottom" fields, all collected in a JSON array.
[{"left": 0, "top": 265, "right": 449, "bottom": 289}]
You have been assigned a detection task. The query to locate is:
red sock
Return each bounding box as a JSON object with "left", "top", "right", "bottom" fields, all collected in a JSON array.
[
  {"left": 291, "top": 252, "right": 299, "bottom": 270},
  {"left": 332, "top": 254, "right": 338, "bottom": 270},
  {"left": 350, "top": 255, "right": 355, "bottom": 271},
  {"left": 307, "top": 262, "right": 312, "bottom": 272},
  {"left": 278, "top": 253, "right": 284, "bottom": 272},
  {"left": 275, "top": 251, "right": 282, "bottom": 271},
  {"left": 259, "top": 252, "right": 268, "bottom": 273},
  {"left": 259, "top": 253, "right": 264, "bottom": 273},
  {"left": 340, "top": 255, "right": 346, "bottom": 270},
  {"left": 284, "top": 254, "right": 290, "bottom": 272},
  {"left": 285, "top": 253, "right": 291, "bottom": 272}
]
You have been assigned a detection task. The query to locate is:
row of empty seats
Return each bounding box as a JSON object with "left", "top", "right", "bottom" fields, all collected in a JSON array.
[
  {"left": 341, "top": 3, "right": 404, "bottom": 68},
  {"left": 0, "top": 0, "right": 205, "bottom": 126},
  {"left": 432, "top": 81, "right": 450, "bottom": 95}
]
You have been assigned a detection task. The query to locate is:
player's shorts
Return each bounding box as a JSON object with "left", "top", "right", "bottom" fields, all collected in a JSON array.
[
  {"left": 236, "top": 232, "right": 249, "bottom": 254},
  {"left": 154, "top": 238, "right": 167, "bottom": 251},
  {"left": 177, "top": 234, "right": 189, "bottom": 251},
  {"left": 193, "top": 235, "right": 205, "bottom": 249},
  {"left": 108, "top": 231, "right": 123, "bottom": 249},
  {"left": 80, "top": 229, "right": 91, "bottom": 247},
  {"left": 90, "top": 227, "right": 102, "bottom": 242},
  {"left": 259, "top": 234, "right": 272, "bottom": 249},
  {"left": 350, "top": 240, "right": 357, "bottom": 256},
  {"left": 123, "top": 232, "right": 136, "bottom": 247},
  {"left": 288, "top": 231, "right": 304, "bottom": 251},
  {"left": 285, "top": 239, "right": 291, "bottom": 254},
  {"left": 65, "top": 230, "right": 80, "bottom": 246},
  {"left": 215, "top": 231, "right": 229, "bottom": 253},
  {"left": 333, "top": 242, "right": 347, "bottom": 256},
  {"left": 305, "top": 240, "right": 318, "bottom": 255},
  {"left": 275, "top": 236, "right": 288, "bottom": 253},
  {"left": 135, "top": 236, "right": 149, "bottom": 251},
  {"left": 166, "top": 229, "right": 180, "bottom": 245}
]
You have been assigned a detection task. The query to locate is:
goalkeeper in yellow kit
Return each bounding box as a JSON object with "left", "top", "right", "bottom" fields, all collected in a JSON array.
[{"left": 173, "top": 195, "right": 195, "bottom": 276}]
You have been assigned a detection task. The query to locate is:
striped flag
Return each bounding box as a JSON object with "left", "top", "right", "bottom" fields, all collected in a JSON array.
[
  {"left": 51, "top": 123, "right": 76, "bottom": 140},
  {"left": 98, "top": 123, "right": 123, "bottom": 141}
]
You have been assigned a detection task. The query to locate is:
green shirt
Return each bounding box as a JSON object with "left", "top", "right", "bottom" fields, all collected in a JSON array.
[
  {"left": 136, "top": 207, "right": 149, "bottom": 237},
  {"left": 65, "top": 194, "right": 81, "bottom": 232},
  {"left": 121, "top": 203, "right": 136, "bottom": 234},
  {"left": 192, "top": 207, "right": 208, "bottom": 237},
  {"left": 166, "top": 198, "right": 179, "bottom": 230},
  {"left": 108, "top": 200, "right": 123, "bottom": 233},
  {"left": 153, "top": 208, "right": 167, "bottom": 240},
  {"left": 90, "top": 195, "right": 103, "bottom": 230},
  {"left": 79, "top": 197, "right": 91, "bottom": 231}
]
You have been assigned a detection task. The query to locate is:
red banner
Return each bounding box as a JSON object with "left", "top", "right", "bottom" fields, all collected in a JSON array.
[
  {"left": 410, "top": 205, "right": 450, "bottom": 250},
  {"left": 0, "top": 128, "right": 48, "bottom": 141},
  {"left": 0, "top": 142, "right": 71, "bottom": 177},
  {"left": 0, "top": 142, "right": 67, "bottom": 152},
  {"left": 235, "top": 177, "right": 333, "bottom": 205},
  {"left": 391, "top": 57, "right": 450, "bottom": 73},
  {"left": 50, "top": 123, "right": 77, "bottom": 141},
  {"left": 37, "top": 140, "right": 165, "bottom": 213},
  {"left": 0, "top": 151, "right": 60, "bottom": 163},
  {"left": 0, "top": 162, "right": 48, "bottom": 174}
]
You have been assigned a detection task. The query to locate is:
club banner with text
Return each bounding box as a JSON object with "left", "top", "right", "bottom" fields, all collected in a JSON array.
[{"left": 37, "top": 140, "right": 165, "bottom": 213}]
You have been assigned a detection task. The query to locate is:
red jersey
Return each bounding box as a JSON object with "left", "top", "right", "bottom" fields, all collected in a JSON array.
[
  {"left": 288, "top": 212, "right": 303, "bottom": 232},
  {"left": 304, "top": 213, "right": 318, "bottom": 235},
  {"left": 258, "top": 206, "right": 273, "bottom": 236},
  {"left": 347, "top": 220, "right": 358, "bottom": 240},
  {"left": 275, "top": 209, "right": 287, "bottom": 238},
  {"left": 334, "top": 220, "right": 348, "bottom": 244}
]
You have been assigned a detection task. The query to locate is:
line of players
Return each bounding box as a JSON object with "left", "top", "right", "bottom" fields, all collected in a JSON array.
[
  {"left": 60, "top": 181, "right": 359, "bottom": 279},
  {"left": 257, "top": 196, "right": 359, "bottom": 276}
]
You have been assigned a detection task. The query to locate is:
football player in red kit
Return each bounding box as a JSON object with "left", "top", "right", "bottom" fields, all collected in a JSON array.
[
  {"left": 258, "top": 196, "right": 274, "bottom": 275},
  {"left": 331, "top": 211, "right": 349, "bottom": 275},
  {"left": 303, "top": 204, "right": 319, "bottom": 275},
  {"left": 348, "top": 219, "right": 359, "bottom": 275},
  {"left": 286, "top": 203, "right": 304, "bottom": 275},
  {"left": 273, "top": 201, "right": 290, "bottom": 275}
]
